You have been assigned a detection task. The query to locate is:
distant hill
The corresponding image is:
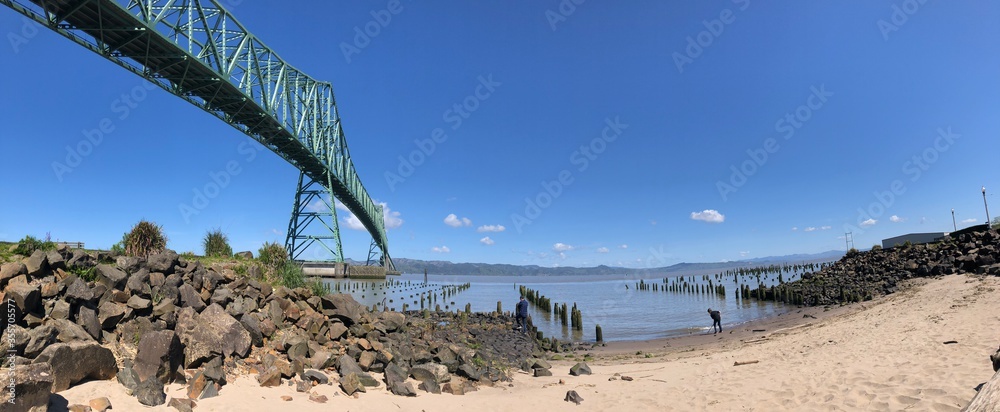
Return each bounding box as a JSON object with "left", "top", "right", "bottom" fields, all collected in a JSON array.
[{"left": 347, "top": 250, "right": 845, "bottom": 277}]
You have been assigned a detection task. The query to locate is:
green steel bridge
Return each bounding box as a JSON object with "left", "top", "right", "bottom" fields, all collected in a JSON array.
[{"left": 1, "top": 0, "right": 393, "bottom": 269}]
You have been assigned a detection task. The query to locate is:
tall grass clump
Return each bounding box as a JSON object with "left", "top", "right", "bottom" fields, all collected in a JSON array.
[
  {"left": 124, "top": 220, "right": 168, "bottom": 257},
  {"left": 203, "top": 228, "right": 232, "bottom": 257}
]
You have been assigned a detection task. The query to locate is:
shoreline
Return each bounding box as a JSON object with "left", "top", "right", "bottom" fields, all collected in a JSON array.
[{"left": 55, "top": 273, "right": 999, "bottom": 411}]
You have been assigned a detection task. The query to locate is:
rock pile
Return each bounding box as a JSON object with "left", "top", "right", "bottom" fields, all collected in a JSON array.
[
  {"left": 0, "top": 246, "right": 537, "bottom": 410},
  {"left": 749, "top": 228, "right": 1000, "bottom": 306}
]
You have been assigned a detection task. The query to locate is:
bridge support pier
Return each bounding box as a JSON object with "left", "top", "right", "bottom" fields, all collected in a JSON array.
[{"left": 285, "top": 171, "right": 343, "bottom": 262}]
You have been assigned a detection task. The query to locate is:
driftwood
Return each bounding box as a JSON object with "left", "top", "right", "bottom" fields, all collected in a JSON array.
[
  {"left": 965, "top": 370, "right": 1000, "bottom": 411},
  {"left": 734, "top": 360, "right": 759, "bottom": 366}
]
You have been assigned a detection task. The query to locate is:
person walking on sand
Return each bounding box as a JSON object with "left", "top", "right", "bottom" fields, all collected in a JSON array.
[
  {"left": 515, "top": 296, "right": 529, "bottom": 334},
  {"left": 708, "top": 308, "right": 722, "bottom": 334}
]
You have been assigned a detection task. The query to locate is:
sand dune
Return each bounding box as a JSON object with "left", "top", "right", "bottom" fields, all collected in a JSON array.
[{"left": 57, "top": 274, "right": 999, "bottom": 411}]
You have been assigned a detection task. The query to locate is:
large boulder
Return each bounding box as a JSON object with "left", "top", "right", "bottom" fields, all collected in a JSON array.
[
  {"left": 0, "top": 262, "right": 27, "bottom": 284},
  {"left": 336, "top": 354, "right": 378, "bottom": 387},
  {"left": 76, "top": 305, "right": 101, "bottom": 340},
  {"left": 46, "top": 249, "right": 66, "bottom": 271},
  {"left": 135, "top": 377, "right": 167, "bottom": 406},
  {"left": 32, "top": 341, "right": 118, "bottom": 392},
  {"left": 175, "top": 304, "right": 251, "bottom": 367},
  {"left": 178, "top": 283, "right": 206, "bottom": 312},
  {"left": 5, "top": 283, "right": 41, "bottom": 318},
  {"left": 569, "top": 362, "right": 592, "bottom": 376},
  {"left": 410, "top": 363, "right": 450, "bottom": 384},
  {"left": 134, "top": 330, "right": 185, "bottom": 384},
  {"left": 146, "top": 251, "right": 179, "bottom": 274},
  {"left": 321, "top": 294, "right": 368, "bottom": 326},
  {"left": 95, "top": 264, "right": 128, "bottom": 290},
  {"left": 24, "top": 250, "right": 48, "bottom": 277},
  {"left": 97, "top": 301, "right": 126, "bottom": 330},
  {"left": 0, "top": 363, "right": 53, "bottom": 412},
  {"left": 64, "top": 277, "right": 96, "bottom": 304},
  {"left": 24, "top": 324, "right": 58, "bottom": 358}
]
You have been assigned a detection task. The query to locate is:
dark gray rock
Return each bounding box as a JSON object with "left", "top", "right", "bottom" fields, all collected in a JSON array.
[
  {"left": 117, "top": 360, "right": 141, "bottom": 393},
  {"left": 146, "top": 251, "right": 179, "bottom": 274},
  {"left": 25, "top": 250, "right": 48, "bottom": 277},
  {"left": 336, "top": 354, "right": 378, "bottom": 387},
  {"left": 24, "top": 324, "right": 58, "bottom": 358},
  {"left": 340, "top": 373, "right": 366, "bottom": 395},
  {"left": 95, "top": 264, "right": 128, "bottom": 290},
  {"left": 127, "top": 295, "right": 151, "bottom": 311},
  {"left": 32, "top": 341, "right": 118, "bottom": 392},
  {"left": 302, "top": 369, "right": 329, "bottom": 385},
  {"left": 168, "top": 398, "right": 196, "bottom": 412},
  {"left": 991, "top": 346, "right": 1000, "bottom": 372},
  {"left": 321, "top": 294, "right": 367, "bottom": 326},
  {"left": 50, "top": 319, "right": 94, "bottom": 343},
  {"left": 178, "top": 283, "right": 206, "bottom": 312},
  {"left": 46, "top": 249, "right": 66, "bottom": 271},
  {"left": 0, "top": 363, "right": 53, "bottom": 411},
  {"left": 134, "top": 330, "right": 184, "bottom": 384},
  {"left": 77, "top": 305, "right": 102, "bottom": 340},
  {"left": 239, "top": 314, "right": 263, "bottom": 347},
  {"left": 125, "top": 268, "right": 151, "bottom": 295},
  {"left": 210, "top": 287, "right": 233, "bottom": 306},
  {"left": 418, "top": 379, "right": 441, "bottom": 394},
  {"left": 569, "top": 362, "right": 592, "bottom": 376},
  {"left": 115, "top": 256, "right": 141, "bottom": 273},
  {"left": 67, "top": 249, "right": 94, "bottom": 269},
  {"left": 64, "top": 277, "right": 95, "bottom": 304},
  {"left": 457, "top": 364, "right": 482, "bottom": 381},
  {"left": 175, "top": 304, "right": 251, "bottom": 367},
  {"left": 97, "top": 301, "right": 126, "bottom": 330},
  {"left": 135, "top": 377, "right": 167, "bottom": 406},
  {"left": 565, "top": 390, "right": 584, "bottom": 405},
  {"left": 5, "top": 283, "right": 41, "bottom": 316},
  {"left": 410, "top": 363, "right": 450, "bottom": 384},
  {"left": 0, "top": 262, "right": 27, "bottom": 284},
  {"left": 534, "top": 367, "right": 553, "bottom": 377}
]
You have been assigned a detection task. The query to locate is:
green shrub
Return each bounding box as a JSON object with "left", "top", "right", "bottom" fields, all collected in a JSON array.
[
  {"left": 124, "top": 220, "right": 168, "bottom": 257},
  {"left": 202, "top": 228, "right": 232, "bottom": 258},
  {"left": 257, "top": 242, "right": 288, "bottom": 271},
  {"left": 68, "top": 266, "right": 97, "bottom": 282},
  {"left": 871, "top": 244, "right": 882, "bottom": 251},
  {"left": 14, "top": 235, "right": 55, "bottom": 256}
]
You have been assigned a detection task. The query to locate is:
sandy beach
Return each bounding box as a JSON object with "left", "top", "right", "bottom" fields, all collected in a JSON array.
[{"left": 56, "top": 273, "right": 999, "bottom": 411}]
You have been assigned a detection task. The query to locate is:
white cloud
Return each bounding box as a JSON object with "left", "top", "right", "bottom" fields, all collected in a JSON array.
[
  {"left": 336, "top": 200, "right": 403, "bottom": 231},
  {"left": 690, "top": 209, "right": 725, "bottom": 223},
  {"left": 596, "top": 247, "right": 610, "bottom": 253},
  {"left": 804, "top": 227, "right": 816, "bottom": 232},
  {"left": 558, "top": 252, "right": 567, "bottom": 260},
  {"left": 961, "top": 218, "right": 977, "bottom": 223},
  {"left": 920, "top": 217, "right": 927, "bottom": 224},
  {"left": 791, "top": 227, "right": 798, "bottom": 231},
  {"left": 480, "top": 236, "right": 494, "bottom": 245},
  {"left": 553, "top": 243, "right": 574, "bottom": 252},
  {"left": 381, "top": 203, "right": 403, "bottom": 229},
  {"left": 477, "top": 224, "right": 506, "bottom": 233},
  {"left": 860, "top": 218, "right": 877, "bottom": 227},
  {"left": 431, "top": 246, "right": 450, "bottom": 253},
  {"left": 444, "top": 214, "right": 472, "bottom": 228},
  {"left": 820, "top": 226, "right": 832, "bottom": 230},
  {"left": 270, "top": 228, "right": 282, "bottom": 236},
  {"left": 650, "top": 220, "right": 657, "bottom": 226},
  {"left": 739, "top": 251, "right": 750, "bottom": 257},
  {"left": 620, "top": 244, "right": 628, "bottom": 249},
  {"left": 889, "top": 215, "right": 905, "bottom": 223}
]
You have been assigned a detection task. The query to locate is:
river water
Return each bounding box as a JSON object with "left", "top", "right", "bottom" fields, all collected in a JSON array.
[{"left": 321, "top": 266, "right": 821, "bottom": 342}]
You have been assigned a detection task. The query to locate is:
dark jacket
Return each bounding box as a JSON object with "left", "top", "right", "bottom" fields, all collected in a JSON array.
[
  {"left": 516, "top": 299, "right": 528, "bottom": 317},
  {"left": 709, "top": 310, "right": 721, "bottom": 322}
]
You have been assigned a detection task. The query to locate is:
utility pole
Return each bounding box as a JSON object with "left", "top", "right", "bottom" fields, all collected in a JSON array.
[{"left": 951, "top": 208, "right": 957, "bottom": 232}]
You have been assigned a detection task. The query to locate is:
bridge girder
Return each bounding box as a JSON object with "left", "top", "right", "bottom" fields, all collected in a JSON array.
[{"left": 2, "top": 0, "right": 393, "bottom": 269}]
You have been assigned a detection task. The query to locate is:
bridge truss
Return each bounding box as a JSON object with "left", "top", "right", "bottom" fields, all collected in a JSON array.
[{"left": 1, "top": 0, "right": 393, "bottom": 269}]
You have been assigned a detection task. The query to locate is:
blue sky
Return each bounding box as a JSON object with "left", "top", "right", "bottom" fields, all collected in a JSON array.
[{"left": 1, "top": 1, "right": 999, "bottom": 268}]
